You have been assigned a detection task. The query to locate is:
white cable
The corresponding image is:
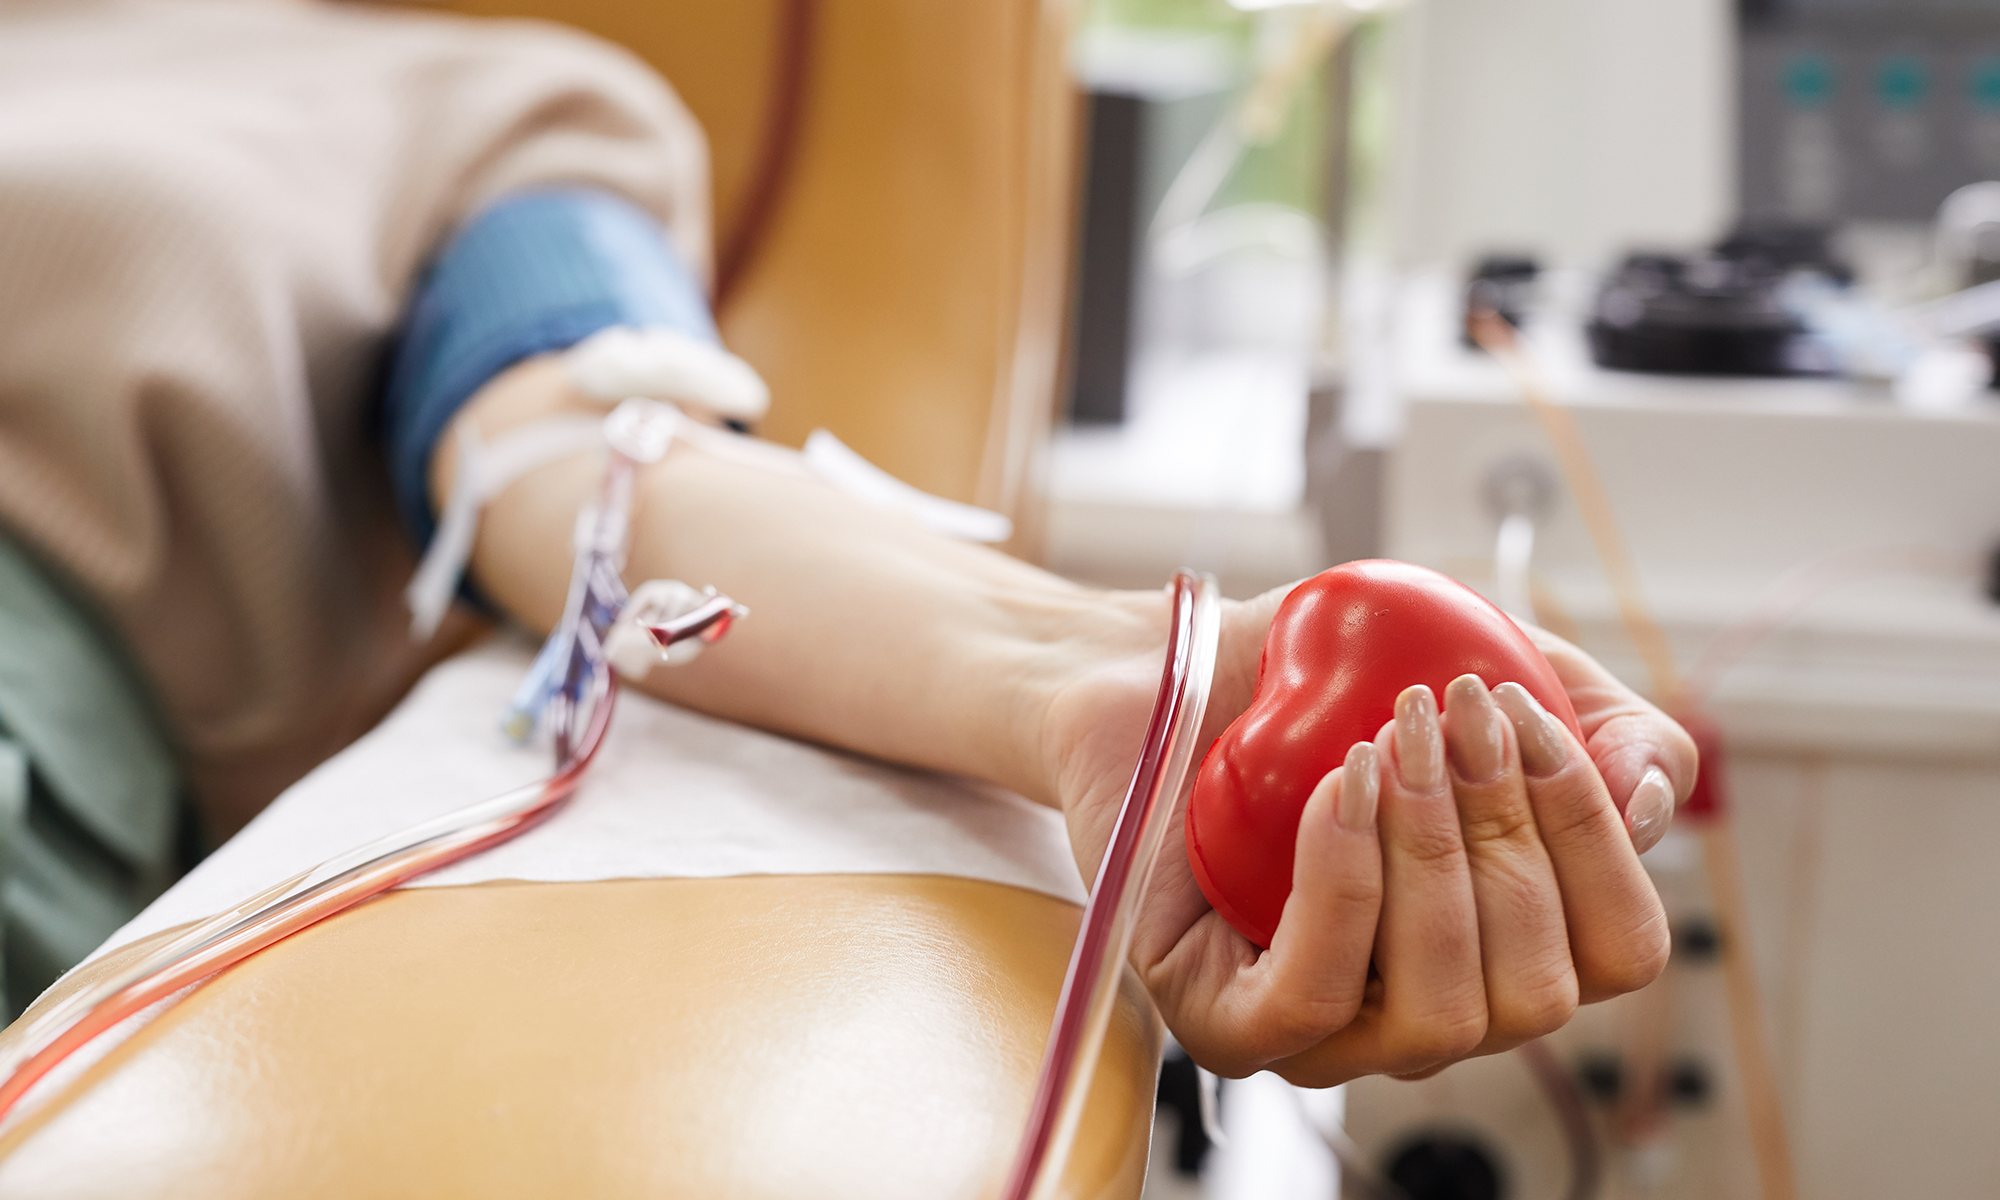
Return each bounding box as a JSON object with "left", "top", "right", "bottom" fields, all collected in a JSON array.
[
  {"left": 405, "top": 415, "right": 607, "bottom": 640},
  {"left": 802, "top": 429, "right": 1013, "bottom": 543},
  {"left": 1197, "top": 1065, "right": 1228, "bottom": 1147},
  {"left": 1494, "top": 512, "right": 1537, "bottom": 623}
]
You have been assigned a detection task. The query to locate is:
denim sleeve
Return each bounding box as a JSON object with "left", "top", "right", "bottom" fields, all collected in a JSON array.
[{"left": 380, "top": 187, "right": 716, "bottom": 549}]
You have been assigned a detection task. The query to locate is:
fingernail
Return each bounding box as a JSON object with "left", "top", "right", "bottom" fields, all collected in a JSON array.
[
  {"left": 1394, "top": 684, "right": 1443, "bottom": 792},
  {"left": 1444, "top": 674, "right": 1506, "bottom": 783},
  {"left": 1492, "top": 682, "right": 1569, "bottom": 777},
  {"left": 1338, "top": 742, "right": 1379, "bottom": 831},
  {"left": 1626, "top": 765, "right": 1675, "bottom": 854}
]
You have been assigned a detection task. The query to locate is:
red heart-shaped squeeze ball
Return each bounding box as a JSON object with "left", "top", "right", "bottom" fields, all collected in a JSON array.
[{"left": 1185, "top": 560, "right": 1583, "bottom": 948}]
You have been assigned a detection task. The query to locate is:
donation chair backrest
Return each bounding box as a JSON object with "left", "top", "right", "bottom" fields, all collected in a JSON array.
[{"left": 443, "top": 0, "right": 1081, "bottom": 550}]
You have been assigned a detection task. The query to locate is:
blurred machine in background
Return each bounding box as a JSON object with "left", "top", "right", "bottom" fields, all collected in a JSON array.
[
  {"left": 1367, "top": 275, "right": 2000, "bottom": 1200},
  {"left": 1059, "top": 3, "right": 2000, "bottom": 1199},
  {"left": 1739, "top": 0, "right": 2000, "bottom": 226},
  {"left": 1342, "top": 3, "right": 2000, "bottom": 1199}
]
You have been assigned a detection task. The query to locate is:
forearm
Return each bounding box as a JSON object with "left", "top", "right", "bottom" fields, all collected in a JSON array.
[{"left": 435, "top": 356, "right": 1165, "bottom": 804}]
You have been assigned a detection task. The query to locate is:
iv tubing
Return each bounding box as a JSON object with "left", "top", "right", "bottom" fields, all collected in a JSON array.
[
  {"left": 0, "top": 677, "right": 616, "bottom": 1130},
  {"left": 1003, "top": 569, "right": 1221, "bottom": 1200},
  {"left": 0, "top": 412, "right": 657, "bottom": 1133}
]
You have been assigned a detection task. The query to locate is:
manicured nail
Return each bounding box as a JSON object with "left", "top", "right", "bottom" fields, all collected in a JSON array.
[
  {"left": 1492, "top": 682, "right": 1568, "bottom": 777},
  {"left": 1394, "top": 685, "right": 1443, "bottom": 792},
  {"left": 1444, "top": 674, "right": 1506, "bottom": 783},
  {"left": 1626, "top": 765, "right": 1675, "bottom": 854},
  {"left": 1338, "top": 742, "right": 1379, "bottom": 831}
]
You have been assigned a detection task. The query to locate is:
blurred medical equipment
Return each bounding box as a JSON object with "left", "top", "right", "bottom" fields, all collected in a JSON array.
[
  {"left": 1586, "top": 250, "right": 1831, "bottom": 378},
  {"left": 1473, "top": 311, "right": 1798, "bottom": 1200},
  {"left": 1350, "top": 260, "right": 2000, "bottom": 1199},
  {"left": 1462, "top": 255, "right": 1540, "bottom": 350},
  {"left": 1311, "top": 23, "right": 2000, "bottom": 1191},
  {"left": 1739, "top": 3, "right": 2000, "bottom": 227},
  {"left": 1146, "top": 4, "right": 1350, "bottom": 270}
]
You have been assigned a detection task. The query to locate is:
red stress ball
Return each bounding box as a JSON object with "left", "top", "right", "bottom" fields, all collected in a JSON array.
[{"left": 1185, "top": 560, "right": 1584, "bottom": 948}]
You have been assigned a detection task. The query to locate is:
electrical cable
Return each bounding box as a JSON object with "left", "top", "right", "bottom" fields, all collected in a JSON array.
[
  {"left": 1287, "top": 1083, "right": 1413, "bottom": 1200},
  {"left": 1520, "top": 1037, "right": 1604, "bottom": 1200},
  {"left": 1147, "top": 7, "right": 1350, "bottom": 261},
  {"left": 714, "top": 0, "right": 816, "bottom": 311},
  {"left": 1680, "top": 543, "right": 1963, "bottom": 707},
  {"left": 1468, "top": 309, "right": 1800, "bottom": 1200}
]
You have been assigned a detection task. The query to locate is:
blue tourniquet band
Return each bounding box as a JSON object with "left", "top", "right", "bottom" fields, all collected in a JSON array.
[{"left": 381, "top": 187, "right": 716, "bottom": 549}]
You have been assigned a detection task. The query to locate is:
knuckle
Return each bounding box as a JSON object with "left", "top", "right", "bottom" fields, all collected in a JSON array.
[
  {"left": 1459, "top": 803, "right": 1540, "bottom": 851},
  {"left": 1385, "top": 1006, "right": 1487, "bottom": 1067},
  {"left": 1327, "top": 872, "right": 1386, "bottom": 912},
  {"left": 1398, "top": 819, "right": 1470, "bottom": 868},
  {"left": 1169, "top": 1030, "right": 1262, "bottom": 1081},
  {"left": 1578, "top": 914, "right": 1671, "bottom": 998},
  {"left": 1529, "top": 773, "right": 1617, "bottom": 848},
  {"left": 1489, "top": 974, "right": 1579, "bottom": 1042},
  {"left": 1253, "top": 993, "right": 1363, "bottom": 1058}
]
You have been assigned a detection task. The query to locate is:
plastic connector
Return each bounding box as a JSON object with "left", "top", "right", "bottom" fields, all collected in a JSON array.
[{"left": 605, "top": 580, "right": 748, "bottom": 680}]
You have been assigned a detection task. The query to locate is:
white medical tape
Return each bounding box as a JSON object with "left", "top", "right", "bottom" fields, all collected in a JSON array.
[
  {"left": 404, "top": 415, "right": 606, "bottom": 641},
  {"left": 564, "top": 325, "right": 770, "bottom": 421},
  {"left": 802, "top": 429, "right": 1014, "bottom": 543},
  {"left": 564, "top": 327, "right": 1009, "bottom": 542}
]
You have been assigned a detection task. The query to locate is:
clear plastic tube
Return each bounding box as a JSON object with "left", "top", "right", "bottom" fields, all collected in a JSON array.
[
  {"left": 0, "top": 418, "right": 659, "bottom": 1129},
  {"left": 1002, "top": 569, "right": 1221, "bottom": 1200},
  {"left": 0, "top": 675, "right": 616, "bottom": 1127}
]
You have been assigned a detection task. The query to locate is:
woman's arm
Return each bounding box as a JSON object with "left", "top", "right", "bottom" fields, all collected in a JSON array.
[
  {"left": 439, "top": 353, "right": 1691, "bottom": 1081},
  {"left": 443, "top": 353, "right": 1150, "bottom": 805}
]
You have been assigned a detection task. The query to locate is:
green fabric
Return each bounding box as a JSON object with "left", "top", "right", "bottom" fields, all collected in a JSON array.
[{"left": 0, "top": 538, "right": 181, "bottom": 1017}]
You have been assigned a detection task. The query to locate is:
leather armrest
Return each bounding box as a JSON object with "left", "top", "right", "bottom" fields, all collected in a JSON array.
[{"left": 0, "top": 874, "right": 1157, "bottom": 1199}]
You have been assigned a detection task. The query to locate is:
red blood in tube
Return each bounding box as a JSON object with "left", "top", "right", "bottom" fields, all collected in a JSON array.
[{"left": 1185, "top": 560, "right": 1582, "bottom": 948}]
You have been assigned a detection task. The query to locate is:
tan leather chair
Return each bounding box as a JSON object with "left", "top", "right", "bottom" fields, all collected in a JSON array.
[
  {"left": 0, "top": 875, "right": 1158, "bottom": 1198},
  {"left": 445, "top": 0, "right": 1081, "bottom": 550},
  {"left": 0, "top": 16, "right": 1159, "bottom": 1196}
]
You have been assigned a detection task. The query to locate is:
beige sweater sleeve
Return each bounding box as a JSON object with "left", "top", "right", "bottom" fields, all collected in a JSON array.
[{"left": 0, "top": 0, "right": 712, "bottom": 834}]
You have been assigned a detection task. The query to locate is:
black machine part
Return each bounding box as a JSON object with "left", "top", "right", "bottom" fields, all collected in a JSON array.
[
  {"left": 1587, "top": 251, "right": 1834, "bottom": 377},
  {"left": 1463, "top": 254, "right": 1542, "bottom": 350},
  {"left": 1384, "top": 1130, "right": 1507, "bottom": 1200}
]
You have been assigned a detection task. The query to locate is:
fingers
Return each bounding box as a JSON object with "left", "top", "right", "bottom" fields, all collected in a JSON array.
[
  {"left": 1522, "top": 626, "right": 1699, "bottom": 854},
  {"left": 1141, "top": 743, "right": 1387, "bottom": 1077},
  {"left": 1246, "top": 744, "right": 1385, "bottom": 1058},
  {"left": 1337, "top": 686, "right": 1488, "bottom": 1075},
  {"left": 1493, "top": 682, "right": 1670, "bottom": 1002},
  {"left": 1440, "top": 674, "right": 1577, "bottom": 1048}
]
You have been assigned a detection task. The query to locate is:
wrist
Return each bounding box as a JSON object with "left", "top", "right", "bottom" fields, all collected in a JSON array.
[{"left": 1018, "top": 584, "right": 1175, "bottom": 817}]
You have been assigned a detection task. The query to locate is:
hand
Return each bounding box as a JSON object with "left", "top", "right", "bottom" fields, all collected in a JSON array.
[
  {"left": 1519, "top": 623, "right": 1697, "bottom": 857},
  {"left": 1040, "top": 582, "right": 1690, "bottom": 1084}
]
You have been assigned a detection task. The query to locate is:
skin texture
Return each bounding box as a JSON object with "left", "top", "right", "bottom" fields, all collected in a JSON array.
[{"left": 436, "top": 354, "right": 1696, "bottom": 1084}]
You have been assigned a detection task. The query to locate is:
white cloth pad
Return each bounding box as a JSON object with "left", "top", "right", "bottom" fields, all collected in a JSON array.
[{"left": 95, "top": 634, "right": 1087, "bottom": 959}]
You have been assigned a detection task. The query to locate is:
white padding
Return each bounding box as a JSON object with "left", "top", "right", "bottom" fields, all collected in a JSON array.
[{"left": 94, "top": 634, "right": 1083, "bottom": 959}]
